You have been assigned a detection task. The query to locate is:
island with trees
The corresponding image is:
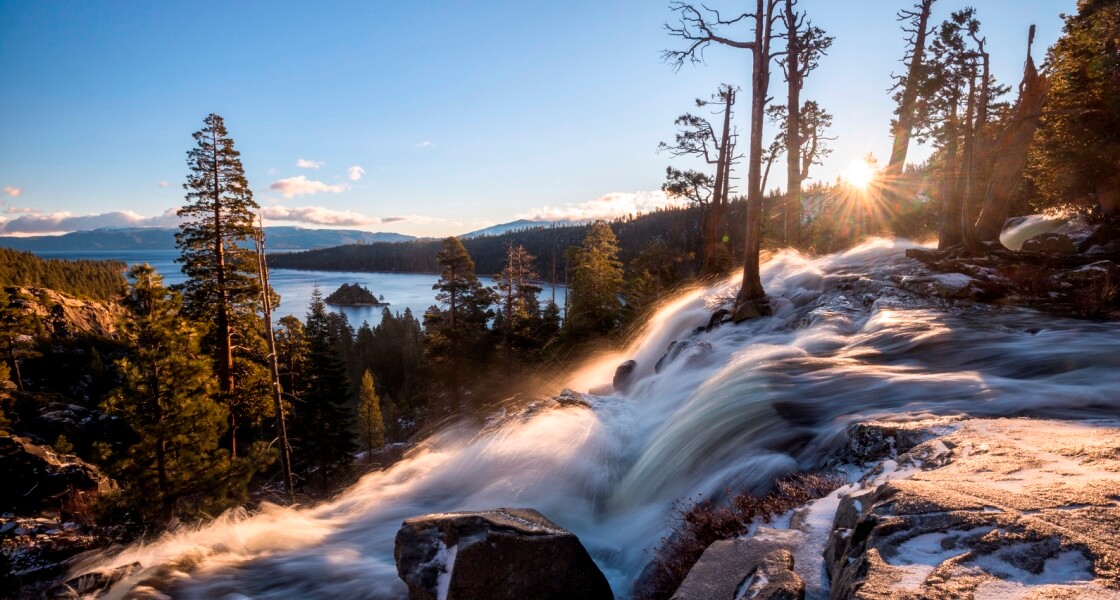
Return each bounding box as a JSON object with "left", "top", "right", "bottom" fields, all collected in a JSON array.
[{"left": 324, "top": 282, "right": 386, "bottom": 306}]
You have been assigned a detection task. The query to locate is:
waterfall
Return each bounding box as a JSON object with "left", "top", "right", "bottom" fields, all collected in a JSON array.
[{"left": 75, "top": 238, "right": 1120, "bottom": 599}]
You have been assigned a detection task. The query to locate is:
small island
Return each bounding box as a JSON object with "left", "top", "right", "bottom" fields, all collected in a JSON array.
[{"left": 325, "top": 282, "right": 388, "bottom": 306}]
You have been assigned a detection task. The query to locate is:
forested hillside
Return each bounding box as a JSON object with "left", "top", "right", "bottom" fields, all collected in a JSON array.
[{"left": 0, "top": 248, "right": 126, "bottom": 301}]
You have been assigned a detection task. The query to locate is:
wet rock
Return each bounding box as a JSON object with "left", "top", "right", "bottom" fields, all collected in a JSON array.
[
  {"left": 554, "top": 389, "right": 591, "bottom": 408},
  {"left": 705, "top": 308, "right": 732, "bottom": 332},
  {"left": 673, "top": 538, "right": 803, "bottom": 600},
  {"left": 895, "top": 272, "right": 979, "bottom": 300},
  {"left": 394, "top": 507, "right": 612, "bottom": 600},
  {"left": 0, "top": 436, "right": 115, "bottom": 514},
  {"left": 832, "top": 421, "right": 944, "bottom": 465},
  {"left": 826, "top": 419, "right": 1120, "bottom": 599},
  {"left": 655, "top": 341, "right": 714, "bottom": 374},
  {"left": 732, "top": 298, "right": 771, "bottom": 323},
  {"left": 1021, "top": 232, "right": 1077, "bottom": 254},
  {"left": 613, "top": 360, "right": 638, "bottom": 393}
]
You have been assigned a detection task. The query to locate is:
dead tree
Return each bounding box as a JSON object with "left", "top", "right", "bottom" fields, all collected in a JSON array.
[
  {"left": 660, "top": 84, "right": 740, "bottom": 275},
  {"left": 779, "top": 0, "right": 832, "bottom": 246},
  {"left": 885, "top": 0, "right": 937, "bottom": 214},
  {"left": 973, "top": 26, "right": 1050, "bottom": 245},
  {"left": 254, "top": 216, "right": 294, "bottom": 503},
  {"left": 665, "top": 0, "right": 782, "bottom": 321}
]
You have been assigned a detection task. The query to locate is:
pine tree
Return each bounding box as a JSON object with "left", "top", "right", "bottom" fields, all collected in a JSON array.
[
  {"left": 423, "top": 238, "right": 493, "bottom": 413},
  {"left": 356, "top": 370, "right": 386, "bottom": 458},
  {"left": 105, "top": 264, "right": 252, "bottom": 524},
  {"left": 564, "top": 221, "right": 625, "bottom": 341},
  {"left": 292, "top": 287, "right": 356, "bottom": 493},
  {"left": 1028, "top": 0, "right": 1120, "bottom": 219},
  {"left": 176, "top": 113, "right": 267, "bottom": 455}
]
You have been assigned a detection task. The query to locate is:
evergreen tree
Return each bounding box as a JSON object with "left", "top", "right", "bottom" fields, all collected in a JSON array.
[
  {"left": 564, "top": 221, "right": 625, "bottom": 341},
  {"left": 423, "top": 238, "right": 493, "bottom": 413},
  {"left": 356, "top": 370, "right": 386, "bottom": 457},
  {"left": 104, "top": 264, "right": 252, "bottom": 524},
  {"left": 494, "top": 244, "right": 553, "bottom": 367},
  {"left": 292, "top": 287, "right": 356, "bottom": 493},
  {"left": 175, "top": 113, "right": 267, "bottom": 455},
  {"left": 1028, "top": 0, "right": 1120, "bottom": 219}
]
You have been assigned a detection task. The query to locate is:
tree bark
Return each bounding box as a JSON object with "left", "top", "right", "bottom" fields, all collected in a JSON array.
[
  {"left": 783, "top": 0, "right": 802, "bottom": 246},
  {"left": 735, "top": 0, "right": 776, "bottom": 320},
  {"left": 884, "top": 0, "right": 936, "bottom": 213},
  {"left": 255, "top": 222, "right": 294, "bottom": 503},
  {"left": 703, "top": 89, "right": 735, "bottom": 275},
  {"left": 973, "top": 27, "right": 1050, "bottom": 243}
]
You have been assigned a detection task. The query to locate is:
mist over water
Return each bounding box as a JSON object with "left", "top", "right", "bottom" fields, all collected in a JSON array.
[{"left": 78, "top": 239, "right": 1120, "bottom": 599}]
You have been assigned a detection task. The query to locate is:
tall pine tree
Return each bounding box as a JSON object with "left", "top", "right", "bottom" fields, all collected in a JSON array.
[
  {"left": 423, "top": 238, "right": 493, "bottom": 413},
  {"left": 105, "top": 264, "right": 252, "bottom": 525},
  {"left": 564, "top": 221, "right": 624, "bottom": 341},
  {"left": 292, "top": 287, "right": 356, "bottom": 493},
  {"left": 176, "top": 113, "right": 268, "bottom": 455}
]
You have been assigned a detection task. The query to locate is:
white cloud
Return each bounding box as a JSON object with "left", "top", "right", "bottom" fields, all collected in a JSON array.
[
  {"left": 3, "top": 187, "right": 22, "bottom": 198},
  {"left": 519, "top": 191, "right": 687, "bottom": 222},
  {"left": 269, "top": 175, "right": 348, "bottom": 198},
  {"left": 0, "top": 208, "right": 181, "bottom": 235},
  {"left": 296, "top": 158, "right": 325, "bottom": 169},
  {"left": 158, "top": 180, "right": 170, "bottom": 188},
  {"left": 347, "top": 165, "right": 365, "bottom": 181},
  {"left": 260, "top": 205, "right": 377, "bottom": 227},
  {"left": 416, "top": 141, "right": 432, "bottom": 148}
]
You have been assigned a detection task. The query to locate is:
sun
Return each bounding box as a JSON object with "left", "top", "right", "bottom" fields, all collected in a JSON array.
[{"left": 844, "top": 160, "right": 877, "bottom": 190}]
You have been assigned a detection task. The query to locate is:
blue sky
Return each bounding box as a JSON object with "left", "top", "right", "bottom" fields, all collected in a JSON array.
[{"left": 0, "top": 0, "right": 1075, "bottom": 237}]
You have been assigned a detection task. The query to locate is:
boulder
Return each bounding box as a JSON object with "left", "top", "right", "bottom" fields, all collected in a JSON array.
[
  {"left": 612, "top": 360, "right": 638, "bottom": 393},
  {"left": 1021, "top": 232, "right": 1077, "bottom": 254},
  {"left": 394, "top": 507, "right": 612, "bottom": 600},
  {"left": 0, "top": 436, "right": 115, "bottom": 514},
  {"left": 826, "top": 420, "right": 1120, "bottom": 599},
  {"left": 672, "top": 537, "right": 804, "bottom": 600}
]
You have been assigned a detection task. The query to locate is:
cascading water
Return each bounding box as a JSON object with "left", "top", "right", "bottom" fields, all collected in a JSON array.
[{"left": 76, "top": 238, "right": 1120, "bottom": 599}]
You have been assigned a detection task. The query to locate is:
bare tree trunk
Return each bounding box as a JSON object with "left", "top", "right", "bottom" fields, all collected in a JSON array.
[
  {"left": 255, "top": 219, "right": 294, "bottom": 503},
  {"left": 884, "top": 0, "right": 936, "bottom": 214},
  {"left": 783, "top": 0, "right": 802, "bottom": 246},
  {"left": 974, "top": 26, "right": 1050, "bottom": 243},
  {"left": 734, "top": 0, "right": 776, "bottom": 321},
  {"left": 939, "top": 93, "right": 963, "bottom": 250},
  {"left": 703, "top": 89, "right": 735, "bottom": 275}
]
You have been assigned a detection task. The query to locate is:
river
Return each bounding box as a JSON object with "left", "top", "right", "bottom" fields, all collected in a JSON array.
[
  {"left": 70, "top": 238, "right": 1120, "bottom": 598},
  {"left": 35, "top": 250, "right": 567, "bottom": 327}
]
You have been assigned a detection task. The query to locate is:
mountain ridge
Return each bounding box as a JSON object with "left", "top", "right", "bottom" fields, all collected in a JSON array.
[{"left": 0, "top": 226, "right": 416, "bottom": 251}]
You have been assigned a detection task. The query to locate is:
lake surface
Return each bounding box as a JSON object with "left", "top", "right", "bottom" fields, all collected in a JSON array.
[{"left": 35, "top": 250, "right": 566, "bottom": 328}]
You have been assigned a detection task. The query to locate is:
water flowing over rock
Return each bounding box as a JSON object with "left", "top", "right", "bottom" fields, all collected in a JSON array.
[
  {"left": 64, "top": 239, "right": 1120, "bottom": 598},
  {"left": 394, "top": 508, "right": 612, "bottom": 600},
  {"left": 1021, "top": 232, "right": 1078, "bottom": 254}
]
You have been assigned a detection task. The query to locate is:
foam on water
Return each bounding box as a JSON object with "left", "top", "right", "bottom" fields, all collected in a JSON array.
[{"left": 75, "top": 237, "right": 1120, "bottom": 599}]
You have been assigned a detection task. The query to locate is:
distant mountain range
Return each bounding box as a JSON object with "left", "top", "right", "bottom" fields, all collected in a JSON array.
[
  {"left": 460, "top": 219, "right": 579, "bottom": 239},
  {"left": 0, "top": 227, "right": 416, "bottom": 252}
]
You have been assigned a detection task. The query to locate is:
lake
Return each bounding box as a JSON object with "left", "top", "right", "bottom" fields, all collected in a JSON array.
[{"left": 35, "top": 250, "right": 567, "bottom": 328}]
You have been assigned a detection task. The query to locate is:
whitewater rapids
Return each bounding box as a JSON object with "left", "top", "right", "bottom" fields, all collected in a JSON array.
[{"left": 76, "top": 238, "right": 1120, "bottom": 599}]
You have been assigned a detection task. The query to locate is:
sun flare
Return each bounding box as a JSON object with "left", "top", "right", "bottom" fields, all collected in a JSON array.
[{"left": 844, "top": 160, "right": 877, "bottom": 190}]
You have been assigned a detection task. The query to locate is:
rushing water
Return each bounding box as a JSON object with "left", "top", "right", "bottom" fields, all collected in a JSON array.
[{"left": 74, "top": 239, "right": 1120, "bottom": 599}]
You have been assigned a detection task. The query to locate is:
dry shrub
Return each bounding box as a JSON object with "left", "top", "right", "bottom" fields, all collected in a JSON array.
[
  {"left": 633, "top": 471, "right": 846, "bottom": 600},
  {"left": 1070, "top": 270, "right": 1119, "bottom": 318}
]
